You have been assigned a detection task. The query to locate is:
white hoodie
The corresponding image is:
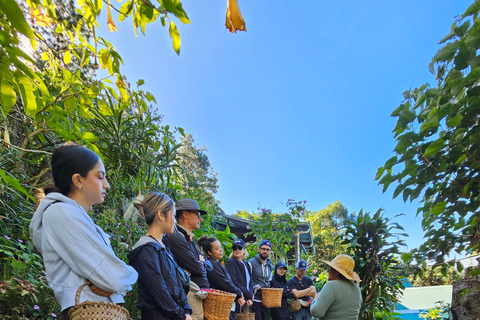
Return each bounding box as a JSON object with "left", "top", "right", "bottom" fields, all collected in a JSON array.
[{"left": 29, "top": 192, "right": 138, "bottom": 310}]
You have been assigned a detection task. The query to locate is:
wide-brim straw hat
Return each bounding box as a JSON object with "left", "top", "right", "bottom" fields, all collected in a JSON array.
[{"left": 321, "top": 254, "right": 361, "bottom": 285}]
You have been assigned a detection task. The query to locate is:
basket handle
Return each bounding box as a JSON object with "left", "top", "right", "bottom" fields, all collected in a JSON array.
[
  {"left": 240, "top": 304, "right": 250, "bottom": 314},
  {"left": 75, "top": 280, "right": 114, "bottom": 305}
]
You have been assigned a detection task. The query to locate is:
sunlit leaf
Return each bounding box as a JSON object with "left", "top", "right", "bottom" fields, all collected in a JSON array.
[
  {"left": 0, "top": 0, "right": 34, "bottom": 39},
  {"left": 169, "top": 21, "right": 181, "bottom": 55},
  {"left": 64, "top": 51, "right": 71, "bottom": 64}
]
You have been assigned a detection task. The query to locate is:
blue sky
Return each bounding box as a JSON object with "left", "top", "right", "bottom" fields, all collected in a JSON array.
[{"left": 99, "top": 0, "right": 471, "bottom": 253}]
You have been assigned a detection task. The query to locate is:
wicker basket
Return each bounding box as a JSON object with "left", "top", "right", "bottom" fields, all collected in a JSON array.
[
  {"left": 204, "top": 289, "right": 236, "bottom": 320},
  {"left": 68, "top": 281, "right": 130, "bottom": 320},
  {"left": 288, "top": 298, "right": 302, "bottom": 312},
  {"left": 260, "top": 288, "right": 283, "bottom": 308},
  {"left": 236, "top": 304, "right": 255, "bottom": 320}
]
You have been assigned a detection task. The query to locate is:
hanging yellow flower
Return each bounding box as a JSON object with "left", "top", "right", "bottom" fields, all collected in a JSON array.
[
  {"left": 107, "top": 2, "right": 118, "bottom": 32},
  {"left": 225, "top": 0, "right": 246, "bottom": 33}
]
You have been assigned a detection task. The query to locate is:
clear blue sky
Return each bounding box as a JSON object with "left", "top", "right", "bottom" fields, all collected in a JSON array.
[{"left": 99, "top": 0, "right": 471, "bottom": 254}]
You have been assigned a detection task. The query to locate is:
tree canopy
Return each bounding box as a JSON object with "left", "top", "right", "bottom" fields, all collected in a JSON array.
[{"left": 376, "top": 1, "right": 480, "bottom": 270}]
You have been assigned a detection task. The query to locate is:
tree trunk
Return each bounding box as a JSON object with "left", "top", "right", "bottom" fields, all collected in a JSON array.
[{"left": 451, "top": 280, "right": 480, "bottom": 320}]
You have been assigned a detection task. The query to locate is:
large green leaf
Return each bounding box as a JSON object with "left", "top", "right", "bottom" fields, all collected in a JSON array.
[
  {"left": 423, "top": 139, "right": 445, "bottom": 157},
  {"left": 0, "top": 168, "right": 35, "bottom": 201},
  {"left": 0, "top": 0, "right": 34, "bottom": 40},
  {"left": 0, "top": 79, "right": 16, "bottom": 115},
  {"left": 14, "top": 71, "right": 37, "bottom": 118}
]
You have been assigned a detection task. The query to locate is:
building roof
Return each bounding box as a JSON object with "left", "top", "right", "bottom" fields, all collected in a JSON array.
[{"left": 396, "top": 285, "right": 452, "bottom": 311}]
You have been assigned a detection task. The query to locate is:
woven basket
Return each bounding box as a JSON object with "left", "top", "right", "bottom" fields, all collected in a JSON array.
[
  {"left": 288, "top": 298, "right": 302, "bottom": 312},
  {"left": 260, "top": 288, "right": 283, "bottom": 308},
  {"left": 68, "top": 281, "right": 130, "bottom": 320},
  {"left": 236, "top": 304, "right": 255, "bottom": 320},
  {"left": 204, "top": 289, "right": 236, "bottom": 320}
]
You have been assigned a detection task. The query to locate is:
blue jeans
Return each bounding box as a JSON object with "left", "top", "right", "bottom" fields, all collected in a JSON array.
[{"left": 291, "top": 307, "right": 311, "bottom": 320}]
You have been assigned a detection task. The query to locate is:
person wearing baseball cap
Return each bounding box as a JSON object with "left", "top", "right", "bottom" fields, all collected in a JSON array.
[
  {"left": 248, "top": 240, "right": 274, "bottom": 320},
  {"left": 310, "top": 254, "right": 361, "bottom": 320},
  {"left": 270, "top": 262, "right": 295, "bottom": 320},
  {"left": 287, "top": 260, "right": 316, "bottom": 320},
  {"left": 225, "top": 239, "right": 254, "bottom": 318},
  {"left": 164, "top": 198, "right": 210, "bottom": 320}
]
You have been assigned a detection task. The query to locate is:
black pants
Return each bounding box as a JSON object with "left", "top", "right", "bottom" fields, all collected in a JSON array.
[{"left": 253, "top": 301, "right": 269, "bottom": 320}]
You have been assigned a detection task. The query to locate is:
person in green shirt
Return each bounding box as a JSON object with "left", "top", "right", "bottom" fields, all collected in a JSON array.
[{"left": 310, "top": 254, "right": 362, "bottom": 320}]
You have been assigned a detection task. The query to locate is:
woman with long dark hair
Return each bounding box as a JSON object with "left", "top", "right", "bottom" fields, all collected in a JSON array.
[
  {"left": 126, "top": 192, "right": 192, "bottom": 320},
  {"left": 198, "top": 236, "right": 246, "bottom": 314},
  {"left": 29, "top": 144, "right": 138, "bottom": 320}
]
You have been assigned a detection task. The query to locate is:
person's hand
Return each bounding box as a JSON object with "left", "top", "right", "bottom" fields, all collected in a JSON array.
[
  {"left": 238, "top": 297, "right": 246, "bottom": 306},
  {"left": 89, "top": 283, "right": 112, "bottom": 296},
  {"left": 247, "top": 299, "right": 253, "bottom": 306},
  {"left": 291, "top": 289, "right": 298, "bottom": 297},
  {"left": 203, "top": 260, "right": 213, "bottom": 271},
  {"left": 199, "top": 255, "right": 205, "bottom": 262},
  {"left": 185, "top": 314, "right": 193, "bottom": 320}
]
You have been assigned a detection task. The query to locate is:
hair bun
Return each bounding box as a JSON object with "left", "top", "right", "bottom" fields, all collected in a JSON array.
[{"left": 124, "top": 194, "right": 146, "bottom": 221}]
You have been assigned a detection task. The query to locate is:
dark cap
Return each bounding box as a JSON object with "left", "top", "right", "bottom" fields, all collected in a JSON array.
[
  {"left": 232, "top": 239, "right": 245, "bottom": 248},
  {"left": 276, "top": 262, "right": 287, "bottom": 270},
  {"left": 176, "top": 198, "right": 207, "bottom": 215},
  {"left": 259, "top": 240, "right": 272, "bottom": 248},
  {"left": 295, "top": 260, "right": 307, "bottom": 270}
]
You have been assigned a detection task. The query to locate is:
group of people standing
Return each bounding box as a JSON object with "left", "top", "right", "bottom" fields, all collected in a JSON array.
[{"left": 29, "top": 144, "right": 362, "bottom": 320}]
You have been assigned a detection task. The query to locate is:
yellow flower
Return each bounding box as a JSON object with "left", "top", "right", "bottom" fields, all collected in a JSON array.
[
  {"left": 225, "top": 0, "right": 246, "bottom": 33},
  {"left": 107, "top": 3, "right": 118, "bottom": 32}
]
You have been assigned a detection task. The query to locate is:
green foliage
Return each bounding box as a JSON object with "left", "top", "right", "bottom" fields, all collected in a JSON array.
[
  {"left": 376, "top": 1, "right": 480, "bottom": 267},
  {"left": 419, "top": 301, "right": 450, "bottom": 319},
  {"left": 174, "top": 134, "right": 221, "bottom": 212},
  {"left": 305, "top": 200, "right": 351, "bottom": 261},
  {"left": 246, "top": 199, "right": 306, "bottom": 260},
  {"left": 0, "top": 235, "right": 60, "bottom": 319},
  {"left": 340, "top": 209, "right": 408, "bottom": 320},
  {"left": 410, "top": 265, "right": 462, "bottom": 286}
]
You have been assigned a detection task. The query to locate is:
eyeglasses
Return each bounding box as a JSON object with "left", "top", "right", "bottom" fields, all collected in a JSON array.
[
  {"left": 259, "top": 247, "right": 271, "bottom": 252},
  {"left": 232, "top": 246, "right": 243, "bottom": 251},
  {"left": 299, "top": 280, "right": 305, "bottom": 288},
  {"left": 187, "top": 211, "right": 201, "bottom": 217}
]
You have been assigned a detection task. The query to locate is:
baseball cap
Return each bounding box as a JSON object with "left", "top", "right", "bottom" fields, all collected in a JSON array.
[
  {"left": 276, "top": 262, "right": 287, "bottom": 269},
  {"left": 295, "top": 260, "right": 307, "bottom": 270},
  {"left": 259, "top": 240, "right": 272, "bottom": 248},
  {"left": 232, "top": 239, "right": 246, "bottom": 248},
  {"left": 176, "top": 198, "right": 207, "bottom": 215}
]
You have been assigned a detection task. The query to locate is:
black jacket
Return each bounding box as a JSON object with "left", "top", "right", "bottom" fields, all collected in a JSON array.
[
  {"left": 127, "top": 237, "right": 192, "bottom": 320},
  {"left": 206, "top": 257, "right": 243, "bottom": 299},
  {"left": 164, "top": 226, "right": 209, "bottom": 288},
  {"left": 225, "top": 257, "right": 254, "bottom": 312},
  {"left": 270, "top": 263, "right": 295, "bottom": 320}
]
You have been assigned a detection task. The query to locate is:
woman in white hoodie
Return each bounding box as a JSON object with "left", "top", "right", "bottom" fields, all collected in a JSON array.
[{"left": 29, "top": 144, "right": 138, "bottom": 319}]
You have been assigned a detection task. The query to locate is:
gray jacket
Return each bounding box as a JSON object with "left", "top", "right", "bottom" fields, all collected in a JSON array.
[
  {"left": 248, "top": 254, "right": 273, "bottom": 300},
  {"left": 29, "top": 192, "right": 138, "bottom": 310}
]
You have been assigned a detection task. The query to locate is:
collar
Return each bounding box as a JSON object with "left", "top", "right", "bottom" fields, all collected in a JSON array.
[{"left": 177, "top": 224, "right": 195, "bottom": 239}]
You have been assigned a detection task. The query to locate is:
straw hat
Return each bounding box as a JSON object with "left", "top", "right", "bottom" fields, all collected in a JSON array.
[{"left": 321, "top": 254, "right": 361, "bottom": 285}]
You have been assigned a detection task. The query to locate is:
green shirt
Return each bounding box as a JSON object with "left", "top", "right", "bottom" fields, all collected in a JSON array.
[{"left": 310, "top": 279, "right": 362, "bottom": 320}]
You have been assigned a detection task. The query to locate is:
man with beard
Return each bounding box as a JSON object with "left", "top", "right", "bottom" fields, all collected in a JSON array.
[{"left": 248, "top": 240, "right": 273, "bottom": 320}]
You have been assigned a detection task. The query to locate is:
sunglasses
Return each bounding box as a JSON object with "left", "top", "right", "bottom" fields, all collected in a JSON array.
[{"left": 232, "top": 246, "right": 244, "bottom": 251}]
